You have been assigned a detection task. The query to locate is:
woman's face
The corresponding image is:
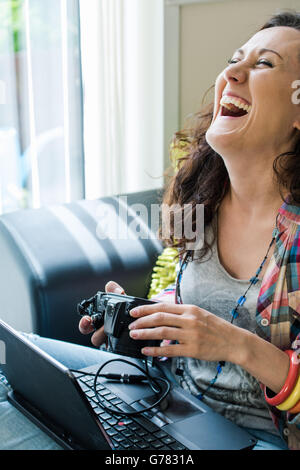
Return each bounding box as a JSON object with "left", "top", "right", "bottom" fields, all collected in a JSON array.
[{"left": 206, "top": 26, "right": 300, "bottom": 159}]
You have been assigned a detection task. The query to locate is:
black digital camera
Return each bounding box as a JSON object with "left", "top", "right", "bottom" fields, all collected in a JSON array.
[{"left": 77, "top": 291, "right": 161, "bottom": 358}]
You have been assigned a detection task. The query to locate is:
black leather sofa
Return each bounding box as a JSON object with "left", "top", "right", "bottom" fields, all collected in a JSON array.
[{"left": 0, "top": 189, "right": 164, "bottom": 347}]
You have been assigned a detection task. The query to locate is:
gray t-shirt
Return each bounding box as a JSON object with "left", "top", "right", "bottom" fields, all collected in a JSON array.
[{"left": 172, "top": 217, "right": 278, "bottom": 435}]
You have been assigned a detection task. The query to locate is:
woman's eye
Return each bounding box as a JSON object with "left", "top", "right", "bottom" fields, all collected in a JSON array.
[
  {"left": 227, "top": 58, "right": 239, "bottom": 65},
  {"left": 227, "top": 58, "right": 274, "bottom": 68},
  {"left": 256, "top": 59, "right": 273, "bottom": 68}
]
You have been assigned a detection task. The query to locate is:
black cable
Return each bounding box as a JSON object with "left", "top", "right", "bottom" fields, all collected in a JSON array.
[
  {"left": 71, "top": 357, "right": 171, "bottom": 417},
  {"left": 93, "top": 359, "right": 170, "bottom": 416},
  {"left": 144, "top": 357, "right": 161, "bottom": 394}
]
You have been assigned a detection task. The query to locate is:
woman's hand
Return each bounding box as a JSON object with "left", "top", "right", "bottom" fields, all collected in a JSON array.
[
  {"left": 128, "top": 302, "right": 243, "bottom": 363},
  {"left": 78, "top": 281, "right": 126, "bottom": 347}
]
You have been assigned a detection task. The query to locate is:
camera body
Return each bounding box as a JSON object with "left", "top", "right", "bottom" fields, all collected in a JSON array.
[{"left": 78, "top": 291, "right": 161, "bottom": 358}]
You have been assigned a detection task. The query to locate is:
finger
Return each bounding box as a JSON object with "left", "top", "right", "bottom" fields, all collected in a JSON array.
[
  {"left": 79, "top": 316, "right": 95, "bottom": 335},
  {"left": 129, "top": 312, "right": 183, "bottom": 330},
  {"left": 91, "top": 326, "right": 106, "bottom": 348},
  {"left": 105, "top": 280, "right": 125, "bottom": 294},
  {"left": 141, "top": 344, "right": 181, "bottom": 358},
  {"left": 130, "top": 302, "right": 185, "bottom": 318},
  {"left": 160, "top": 339, "right": 172, "bottom": 347},
  {"left": 129, "top": 326, "right": 185, "bottom": 342}
]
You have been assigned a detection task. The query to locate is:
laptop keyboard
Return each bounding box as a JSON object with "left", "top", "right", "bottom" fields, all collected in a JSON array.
[{"left": 75, "top": 373, "right": 187, "bottom": 451}]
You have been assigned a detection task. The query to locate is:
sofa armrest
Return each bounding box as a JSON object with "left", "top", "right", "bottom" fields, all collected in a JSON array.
[{"left": 0, "top": 189, "right": 163, "bottom": 346}]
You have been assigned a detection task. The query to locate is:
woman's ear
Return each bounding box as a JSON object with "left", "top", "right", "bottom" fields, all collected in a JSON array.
[
  {"left": 292, "top": 82, "right": 300, "bottom": 131},
  {"left": 293, "top": 104, "right": 300, "bottom": 131},
  {"left": 292, "top": 93, "right": 300, "bottom": 132},
  {"left": 293, "top": 119, "right": 300, "bottom": 132}
]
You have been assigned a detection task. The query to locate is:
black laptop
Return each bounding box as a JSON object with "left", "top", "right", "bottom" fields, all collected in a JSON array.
[{"left": 0, "top": 319, "right": 256, "bottom": 450}]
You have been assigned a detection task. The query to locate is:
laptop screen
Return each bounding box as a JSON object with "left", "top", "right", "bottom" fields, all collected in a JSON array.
[{"left": 0, "top": 320, "right": 111, "bottom": 450}]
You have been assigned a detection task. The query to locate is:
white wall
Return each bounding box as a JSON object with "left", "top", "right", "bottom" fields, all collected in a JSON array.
[{"left": 179, "top": 0, "right": 300, "bottom": 128}]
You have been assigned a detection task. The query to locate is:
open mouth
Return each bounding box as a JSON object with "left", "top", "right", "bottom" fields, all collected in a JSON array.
[{"left": 220, "top": 95, "right": 251, "bottom": 117}]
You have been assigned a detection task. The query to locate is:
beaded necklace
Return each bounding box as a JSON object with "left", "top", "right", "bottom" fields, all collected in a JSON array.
[{"left": 174, "top": 220, "right": 279, "bottom": 401}]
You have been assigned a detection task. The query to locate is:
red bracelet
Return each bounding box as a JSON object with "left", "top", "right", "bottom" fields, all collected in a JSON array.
[
  {"left": 288, "top": 399, "right": 300, "bottom": 414},
  {"left": 264, "top": 350, "right": 299, "bottom": 406}
]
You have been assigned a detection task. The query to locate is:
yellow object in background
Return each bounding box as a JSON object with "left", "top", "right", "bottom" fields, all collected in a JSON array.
[
  {"left": 147, "top": 247, "right": 178, "bottom": 299},
  {"left": 169, "top": 140, "right": 189, "bottom": 172},
  {"left": 147, "top": 139, "right": 189, "bottom": 299}
]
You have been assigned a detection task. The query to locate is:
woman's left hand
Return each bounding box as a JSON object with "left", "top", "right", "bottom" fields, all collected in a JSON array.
[{"left": 129, "top": 302, "right": 244, "bottom": 363}]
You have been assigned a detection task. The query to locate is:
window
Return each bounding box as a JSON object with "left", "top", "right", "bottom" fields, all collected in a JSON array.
[
  {"left": 0, "top": 0, "right": 84, "bottom": 213},
  {"left": 0, "top": 0, "right": 167, "bottom": 214}
]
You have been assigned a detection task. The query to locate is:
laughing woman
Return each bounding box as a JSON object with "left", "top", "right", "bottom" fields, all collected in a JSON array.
[
  {"left": 81, "top": 11, "right": 300, "bottom": 450},
  {"left": 1, "top": 11, "right": 300, "bottom": 451}
]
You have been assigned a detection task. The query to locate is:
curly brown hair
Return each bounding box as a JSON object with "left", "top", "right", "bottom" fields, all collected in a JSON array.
[{"left": 160, "top": 10, "right": 300, "bottom": 262}]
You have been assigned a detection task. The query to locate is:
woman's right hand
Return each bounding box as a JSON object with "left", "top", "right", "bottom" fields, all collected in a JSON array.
[{"left": 78, "top": 281, "right": 126, "bottom": 348}]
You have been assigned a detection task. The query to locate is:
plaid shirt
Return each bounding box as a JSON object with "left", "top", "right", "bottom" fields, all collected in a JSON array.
[
  {"left": 256, "top": 196, "right": 300, "bottom": 449},
  {"left": 153, "top": 196, "right": 300, "bottom": 449}
]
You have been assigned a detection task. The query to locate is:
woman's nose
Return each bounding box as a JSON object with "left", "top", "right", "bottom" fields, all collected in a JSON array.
[{"left": 223, "top": 63, "right": 247, "bottom": 84}]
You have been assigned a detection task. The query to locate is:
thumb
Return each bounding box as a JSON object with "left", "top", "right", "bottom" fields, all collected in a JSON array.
[{"left": 105, "top": 280, "right": 125, "bottom": 295}]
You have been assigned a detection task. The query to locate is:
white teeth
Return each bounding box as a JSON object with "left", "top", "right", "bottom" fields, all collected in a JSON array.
[{"left": 220, "top": 95, "right": 251, "bottom": 113}]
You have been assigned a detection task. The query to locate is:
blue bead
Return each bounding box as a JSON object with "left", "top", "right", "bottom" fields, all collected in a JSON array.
[
  {"left": 237, "top": 295, "right": 246, "bottom": 306},
  {"left": 231, "top": 308, "right": 238, "bottom": 319}
]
